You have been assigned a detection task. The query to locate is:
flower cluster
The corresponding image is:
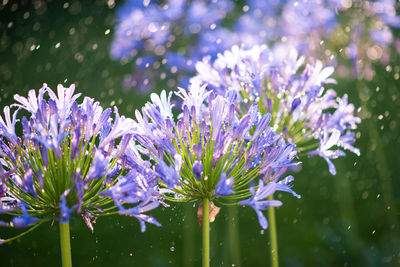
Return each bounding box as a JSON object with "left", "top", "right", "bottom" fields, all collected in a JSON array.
[
  {"left": 193, "top": 45, "right": 361, "bottom": 175},
  {"left": 111, "top": 0, "right": 234, "bottom": 91},
  {"left": 111, "top": 0, "right": 400, "bottom": 91},
  {"left": 128, "top": 82, "right": 300, "bottom": 229},
  {"left": 0, "top": 84, "right": 160, "bottom": 241},
  {"left": 234, "top": 0, "right": 339, "bottom": 50},
  {"left": 234, "top": 0, "right": 400, "bottom": 78}
]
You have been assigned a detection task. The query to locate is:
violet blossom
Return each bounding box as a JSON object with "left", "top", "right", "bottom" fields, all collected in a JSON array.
[{"left": 0, "top": 83, "right": 161, "bottom": 244}]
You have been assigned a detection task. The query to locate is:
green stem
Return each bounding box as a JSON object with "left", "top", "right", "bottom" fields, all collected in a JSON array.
[
  {"left": 268, "top": 195, "right": 279, "bottom": 267},
  {"left": 1, "top": 222, "right": 43, "bottom": 244},
  {"left": 59, "top": 222, "right": 73, "bottom": 267},
  {"left": 202, "top": 198, "right": 210, "bottom": 267}
]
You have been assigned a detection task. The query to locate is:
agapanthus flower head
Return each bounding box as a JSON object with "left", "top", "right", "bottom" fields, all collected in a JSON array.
[
  {"left": 0, "top": 83, "right": 161, "bottom": 242},
  {"left": 193, "top": 45, "right": 361, "bottom": 175},
  {"left": 112, "top": 0, "right": 400, "bottom": 92},
  {"left": 111, "top": 0, "right": 234, "bottom": 92},
  {"left": 130, "top": 83, "right": 300, "bottom": 229},
  {"left": 232, "top": 0, "right": 400, "bottom": 79}
]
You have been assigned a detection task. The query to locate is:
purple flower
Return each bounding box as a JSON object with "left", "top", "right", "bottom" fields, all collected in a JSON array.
[
  {"left": 0, "top": 106, "right": 19, "bottom": 146},
  {"left": 370, "top": 28, "right": 394, "bottom": 46},
  {"left": 80, "top": 97, "right": 111, "bottom": 141},
  {"left": 11, "top": 216, "right": 38, "bottom": 229},
  {"left": 0, "top": 83, "right": 159, "bottom": 239},
  {"left": 275, "top": 175, "right": 301, "bottom": 199},
  {"left": 214, "top": 173, "right": 234, "bottom": 197},
  {"left": 194, "top": 45, "right": 360, "bottom": 176},
  {"left": 110, "top": 0, "right": 235, "bottom": 92},
  {"left": 130, "top": 82, "right": 300, "bottom": 228},
  {"left": 124, "top": 212, "right": 161, "bottom": 233},
  {"left": 82, "top": 210, "right": 97, "bottom": 232},
  {"left": 13, "top": 84, "right": 47, "bottom": 114},
  {"left": 309, "top": 129, "right": 346, "bottom": 175},
  {"left": 104, "top": 166, "right": 161, "bottom": 231},
  {"left": 111, "top": 0, "right": 400, "bottom": 94},
  {"left": 99, "top": 107, "right": 135, "bottom": 149},
  {"left": 86, "top": 152, "right": 109, "bottom": 180},
  {"left": 192, "top": 161, "right": 203, "bottom": 180},
  {"left": 0, "top": 183, "right": 7, "bottom": 197},
  {"left": 46, "top": 84, "right": 81, "bottom": 123},
  {"left": 10, "top": 204, "right": 39, "bottom": 229},
  {"left": 154, "top": 160, "right": 181, "bottom": 189},
  {"left": 240, "top": 180, "right": 282, "bottom": 229},
  {"left": 60, "top": 194, "right": 75, "bottom": 224}
]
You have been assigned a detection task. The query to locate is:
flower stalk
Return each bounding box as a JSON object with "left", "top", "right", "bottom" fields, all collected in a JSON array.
[
  {"left": 202, "top": 198, "right": 210, "bottom": 267},
  {"left": 59, "top": 222, "right": 72, "bottom": 267},
  {"left": 268, "top": 195, "right": 279, "bottom": 267}
]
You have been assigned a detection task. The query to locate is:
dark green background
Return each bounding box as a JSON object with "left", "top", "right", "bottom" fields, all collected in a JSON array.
[{"left": 0, "top": 1, "right": 399, "bottom": 266}]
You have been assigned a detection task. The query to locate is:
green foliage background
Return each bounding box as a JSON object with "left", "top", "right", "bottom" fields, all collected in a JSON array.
[{"left": 0, "top": 1, "right": 399, "bottom": 266}]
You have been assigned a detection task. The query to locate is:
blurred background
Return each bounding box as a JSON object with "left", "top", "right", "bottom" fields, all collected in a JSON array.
[{"left": 0, "top": 0, "right": 399, "bottom": 266}]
